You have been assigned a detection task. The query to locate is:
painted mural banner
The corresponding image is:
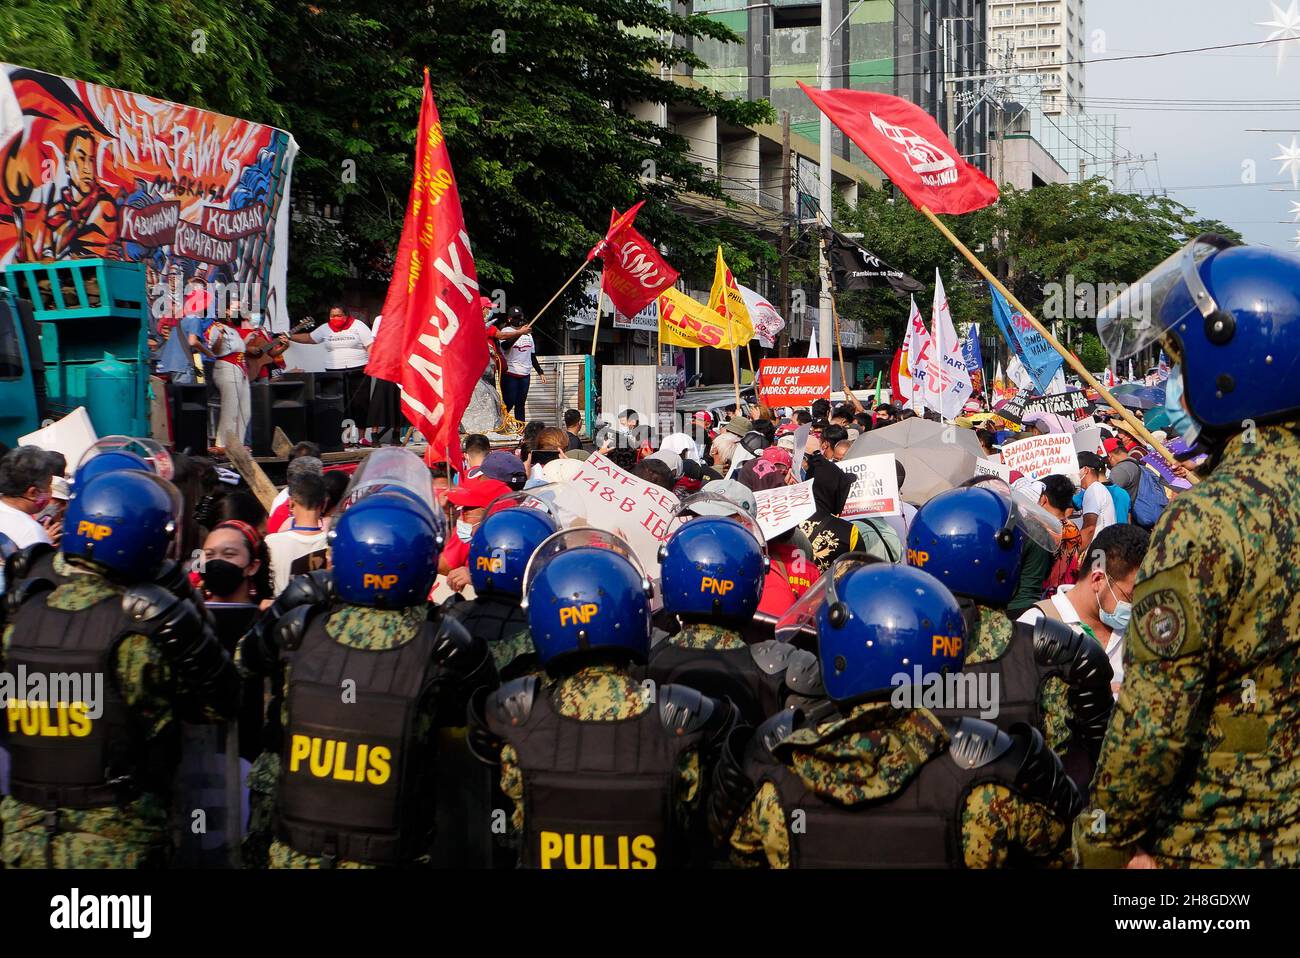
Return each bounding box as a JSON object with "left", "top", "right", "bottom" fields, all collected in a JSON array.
[{"left": 0, "top": 64, "right": 298, "bottom": 329}]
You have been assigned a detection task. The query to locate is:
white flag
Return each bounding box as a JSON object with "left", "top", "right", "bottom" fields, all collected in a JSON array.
[
  {"left": 925, "top": 270, "right": 974, "bottom": 419},
  {"left": 901, "top": 296, "right": 931, "bottom": 409},
  {"left": 808, "top": 322, "right": 818, "bottom": 360},
  {"left": 1006, "top": 355, "right": 1033, "bottom": 390},
  {"left": 739, "top": 284, "right": 785, "bottom": 349},
  {"left": 1045, "top": 366, "right": 1068, "bottom": 395}
]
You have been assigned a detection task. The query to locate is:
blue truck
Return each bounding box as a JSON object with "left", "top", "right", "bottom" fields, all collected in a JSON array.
[{"left": 0, "top": 258, "right": 153, "bottom": 448}]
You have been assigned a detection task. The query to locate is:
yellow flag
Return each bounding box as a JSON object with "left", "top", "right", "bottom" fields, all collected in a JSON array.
[
  {"left": 706, "top": 246, "right": 754, "bottom": 346},
  {"left": 657, "top": 287, "right": 733, "bottom": 349}
]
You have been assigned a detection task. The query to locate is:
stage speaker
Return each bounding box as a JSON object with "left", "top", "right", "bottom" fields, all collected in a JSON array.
[
  {"left": 268, "top": 377, "right": 309, "bottom": 450},
  {"left": 310, "top": 372, "right": 347, "bottom": 453},
  {"left": 171, "top": 384, "right": 210, "bottom": 455},
  {"left": 249, "top": 382, "right": 275, "bottom": 456}
]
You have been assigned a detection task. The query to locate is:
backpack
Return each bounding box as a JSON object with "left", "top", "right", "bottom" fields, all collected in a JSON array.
[{"left": 1129, "top": 462, "right": 1171, "bottom": 529}]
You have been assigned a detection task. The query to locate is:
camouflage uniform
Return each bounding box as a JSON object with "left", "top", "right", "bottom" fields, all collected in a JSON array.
[
  {"left": 1077, "top": 424, "right": 1300, "bottom": 868},
  {"left": 969, "top": 603, "right": 1072, "bottom": 752},
  {"left": 668, "top": 623, "right": 747, "bottom": 651},
  {"left": 239, "top": 603, "right": 437, "bottom": 869},
  {"left": 729, "top": 702, "right": 1072, "bottom": 869},
  {"left": 499, "top": 663, "right": 701, "bottom": 837},
  {"left": 1, "top": 558, "right": 221, "bottom": 869}
]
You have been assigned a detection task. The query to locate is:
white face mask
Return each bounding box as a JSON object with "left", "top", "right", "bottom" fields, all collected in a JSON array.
[{"left": 455, "top": 519, "right": 474, "bottom": 543}]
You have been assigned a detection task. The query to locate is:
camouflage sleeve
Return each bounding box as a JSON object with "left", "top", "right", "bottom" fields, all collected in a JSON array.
[
  {"left": 114, "top": 633, "right": 178, "bottom": 737},
  {"left": 1040, "top": 675, "right": 1073, "bottom": 754},
  {"left": 501, "top": 743, "right": 524, "bottom": 837},
  {"left": 1075, "top": 496, "right": 1226, "bottom": 868},
  {"left": 674, "top": 749, "right": 701, "bottom": 831},
  {"left": 728, "top": 782, "right": 789, "bottom": 869},
  {"left": 242, "top": 752, "right": 280, "bottom": 869},
  {"left": 961, "top": 783, "right": 1071, "bottom": 868}
]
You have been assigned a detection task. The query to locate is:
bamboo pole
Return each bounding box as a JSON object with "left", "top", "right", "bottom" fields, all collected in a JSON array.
[
  {"left": 590, "top": 266, "right": 605, "bottom": 359},
  {"left": 730, "top": 347, "right": 743, "bottom": 419},
  {"left": 919, "top": 205, "right": 1180, "bottom": 469},
  {"left": 532, "top": 258, "right": 593, "bottom": 327}
]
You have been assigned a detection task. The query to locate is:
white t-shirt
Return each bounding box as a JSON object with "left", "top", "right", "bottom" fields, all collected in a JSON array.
[
  {"left": 1016, "top": 585, "right": 1125, "bottom": 693},
  {"left": 310, "top": 320, "right": 374, "bottom": 370},
  {"left": 501, "top": 327, "right": 535, "bottom": 377},
  {"left": 1080, "top": 480, "right": 1116, "bottom": 535},
  {"left": 0, "top": 500, "right": 50, "bottom": 549},
  {"left": 265, "top": 527, "right": 330, "bottom": 596}
]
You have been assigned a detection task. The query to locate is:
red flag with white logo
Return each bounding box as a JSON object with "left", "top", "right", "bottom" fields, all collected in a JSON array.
[
  {"left": 797, "top": 83, "right": 998, "bottom": 215},
  {"left": 368, "top": 72, "right": 487, "bottom": 474},
  {"left": 592, "top": 205, "right": 679, "bottom": 319}
]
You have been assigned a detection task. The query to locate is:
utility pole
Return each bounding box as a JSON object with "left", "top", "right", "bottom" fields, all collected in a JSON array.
[
  {"left": 779, "top": 110, "right": 792, "bottom": 359},
  {"left": 818, "top": 0, "right": 835, "bottom": 388}
]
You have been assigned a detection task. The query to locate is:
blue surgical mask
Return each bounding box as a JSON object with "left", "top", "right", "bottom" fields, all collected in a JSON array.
[
  {"left": 1163, "top": 364, "right": 1201, "bottom": 445},
  {"left": 1100, "top": 576, "right": 1132, "bottom": 634},
  {"left": 456, "top": 519, "right": 474, "bottom": 543}
]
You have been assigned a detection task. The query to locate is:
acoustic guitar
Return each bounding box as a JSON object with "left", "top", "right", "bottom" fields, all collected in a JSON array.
[{"left": 246, "top": 316, "right": 315, "bottom": 380}]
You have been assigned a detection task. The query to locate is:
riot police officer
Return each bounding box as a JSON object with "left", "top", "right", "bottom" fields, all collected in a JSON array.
[
  {"left": 646, "top": 502, "right": 801, "bottom": 723},
  {"left": 444, "top": 497, "right": 558, "bottom": 681},
  {"left": 906, "top": 485, "right": 1114, "bottom": 782},
  {"left": 0, "top": 470, "right": 238, "bottom": 868},
  {"left": 712, "top": 558, "right": 1081, "bottom": 868},
  {"left": 237, "top": 486, "right": 494, "bottom": 869},
  {"left": 1080, "top": 235, "right": 1300, "bottom": 867},
  {"left": 468, "top": 530, "right": 734, "bottom": 869}
]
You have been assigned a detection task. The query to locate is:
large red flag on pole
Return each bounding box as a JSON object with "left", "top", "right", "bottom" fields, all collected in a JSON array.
[
  {"left": 368, "top": 70, "right": 487, "bottom": 474},
  {"left": 797, "top": 82, "right": 998, "bottom": 215},
  {"left": 589, "top": 203, "right": 679, "bottom": 319}
]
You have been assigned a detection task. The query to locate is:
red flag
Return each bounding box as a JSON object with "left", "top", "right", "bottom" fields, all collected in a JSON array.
[
  {"left": 368, "top": 72, "right": 487, "bottom": 475},
  {"left": 798, "top": 83, "right": 998, "bottom": 215},
  {"left": 590, "top": 205, "right": 678, "bottom": 318}
]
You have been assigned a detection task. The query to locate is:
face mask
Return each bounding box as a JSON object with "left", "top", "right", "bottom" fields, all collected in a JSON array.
[
  {"left": 1099, "top": 576, "right": 1132, "bottom": 634},
  {"left": 1163, "top": 364, "right": 1201, "bottom": 445},
  {"left": 455, "top": 520, "right": 474, "bottom": 543},
  {"left": 202, "top": 559, "right": 247, "bottom": 596},
  {"left": 28, "top": 491, "right": 52, "bottom": 512},
  {"left": 328, "top": 315, "right": 351, "bottom": 333}
]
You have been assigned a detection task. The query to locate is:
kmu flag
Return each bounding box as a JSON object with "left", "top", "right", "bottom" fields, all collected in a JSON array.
[
  {"left": 368, "top": 71, "right": 487, "bottom": 474},
  {"left": 589, "top": 203, "right": 679, "bottom": 318}
]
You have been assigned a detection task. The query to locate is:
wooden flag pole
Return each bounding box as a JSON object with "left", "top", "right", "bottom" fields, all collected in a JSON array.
[
  {"left": 532, "top": 258, "right": 593, "bottom": 327},
  {"left": 919, "top": 205, "right": 1181, "bottom": 470},
  {"left": 730, "top": 347, "right": 743, "bottom": 418},
  {"left": 590, "top": 265, "right": 606, "bottom": 359}
]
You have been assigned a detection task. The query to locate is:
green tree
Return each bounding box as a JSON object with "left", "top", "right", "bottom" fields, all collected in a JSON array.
[{"left": 1077, "top": 333, "right": 1109, "bottom": 373}]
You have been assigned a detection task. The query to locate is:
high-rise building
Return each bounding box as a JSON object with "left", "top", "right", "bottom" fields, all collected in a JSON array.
[{"left": 986, "top": 0, "right": 1085, "bottom": 115}]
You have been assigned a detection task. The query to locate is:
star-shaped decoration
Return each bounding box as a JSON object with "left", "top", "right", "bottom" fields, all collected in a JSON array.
[
  {"left": 1260, "top": 1, "right": 1300, "bottom": 72},
  {"left": 1276, "top": 136, "right": 1300, "bottom": 188}
]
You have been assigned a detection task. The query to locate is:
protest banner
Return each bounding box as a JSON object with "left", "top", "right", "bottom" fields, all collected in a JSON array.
[
  {"left": 996, "top": 390, "right": 1093, "bottom": 424},
  {"left": 753, "top": 480, "right": 816, "bottom": 539},
  {"left": 1072, "top": 427, "right": 1103, "bottom": 460},
  {"left": 974, "top": 457, "right": 1011, "bottom": 482},
  {"left": 0, "top": 65, "right": 297, "bottom": 329},
  {"left": 840, "top": 453, "right": 902, "bottom": 518},
  {"left": 757, "top": 358, "right": 832, "bottom": 407},
  {"left": 1000, "top": 433, "right": 1079, "bottom": 479},
  {"left": 566, "top": 452, "right": 680, "bottom": 576}
]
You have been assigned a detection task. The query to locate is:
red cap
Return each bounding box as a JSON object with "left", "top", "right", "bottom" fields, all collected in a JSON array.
[
  {"left": 760, "top": 446, "right": 793, "bottom": 468},
  {"left": 1102, "top": 437, "right": 1122, "bottom": 454},
  {"left": 445, "top": 476, "right": 511, "bottom": 508},
  {"left": 1008, "top": 469, "right": 1025, "bottom": 484}
]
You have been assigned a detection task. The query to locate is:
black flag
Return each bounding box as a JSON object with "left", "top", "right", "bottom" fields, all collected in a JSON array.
[{"left": 824, "top": 228, "right": 923, "bottom": 294}]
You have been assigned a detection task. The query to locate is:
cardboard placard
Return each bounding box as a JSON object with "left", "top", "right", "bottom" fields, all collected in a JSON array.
[
  {"left": 19, "top": 408, "right": 97, "bottom": 471},
  {"left": 565, "top": 452, "right": 680, "bottom": 576},
  {"left": 1072, "top": 427, "right": 1103, "bottom": 460},
  {"left": 756, "top": 358, "right": 832, "bottom": 407},
  {"left": 753, "top": 480, "right": 816, "bottom": 539},
  {"left": 1000, "top": 433, "right": 1079, "bottom": 479},
  {"left": 974, "top": 457, "right": 1011, "bottom": 482},
  {"left": 840, "top": 453, "right": 902, "bottom": 518}
]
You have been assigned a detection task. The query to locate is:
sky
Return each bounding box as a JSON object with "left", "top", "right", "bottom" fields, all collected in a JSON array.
[{"left": 1086, "top": 0, "right": 1300, "bottom": 250}]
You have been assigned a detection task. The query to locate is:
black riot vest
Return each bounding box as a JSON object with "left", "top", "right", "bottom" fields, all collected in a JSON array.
[
  {"left": 276, "top": 610, "right": 443, "bottom": 866},
  {"left": 449, "top": 595, "right": 535, "bottom": 680},
  {"left": 3, "top": 585, "right": 158, "bottom": 808},
  {"left": 484, "top": 679, "right": 702, "bottom": 869},
  {"left": 645, "top": 640, "right": 791, "bottom": 725},
  {"left": 748, "top": 717, "right": 1024, "bottom": 869},
  {"left": 929, "top": 628, "right": 1043, "bottom": 732}
]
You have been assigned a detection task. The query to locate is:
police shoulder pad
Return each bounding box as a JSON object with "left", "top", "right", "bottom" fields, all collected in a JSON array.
[
  {"left": 752, "top": 707, "right": 798, "bottom": 760},
  {"left": 659, "top": 684, "right": 720, "bottom": 736},
  {"left": 8, "top": 541, "right": 55, "bottom": 582},
  {"left": 121, "top": 582, "right": 181, "bottom": 624},
  {"left": 274, "top": 603, "right": 317, "bottom": 653},
  {"left": 1002, "top": 722, "right": 1083, "bottom": 822},
  {"left": 781, "top": 648, "right": 825, "bottom": 698},
  {"left": 5, "top": 576, "right": 56, "bottom": 618},
  {"left": 488, "top": 675, "right": 539, "bottom": 728},
  {"left": 749, "top": 639, "right": 796, "bottom": 675},
  {"left": 945, "top": 716, "right": 1015, "bottom": 770}
]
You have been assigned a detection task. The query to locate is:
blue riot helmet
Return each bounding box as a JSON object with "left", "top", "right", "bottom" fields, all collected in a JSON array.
[
  {"left": 907, "top": 480, "right": 1061, "bottom": 607},
  {"left": 62, "top": 471, "right": 182, "bottom": 581},
  {"left": 778, "top": 556, "right": 966, "bottom": 707},
  {"left": 469, "top": 491, "right": 561, "bottom": 597},
  {"left": 1098, "top": 235, "right": 1300, "bottom": 436},
  {"left": 521, "top": 529, "right": 654, "bottom": 669},
  {"left": 329, "top": 491, "right": 441, "bottom": 608},
  {"left": 72, "top": 436, "right": 173, "bottom": 490},
  {"left": 336, "top": 446, "right": 439, "bottom": 529},
  {"left": 658, "top": 492, "right": 769, "bottom": 621}
]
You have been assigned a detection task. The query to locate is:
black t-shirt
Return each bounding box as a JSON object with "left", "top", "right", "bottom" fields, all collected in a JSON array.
[{"left": 566, "top": 432, "right": 584, "bottom": 451}]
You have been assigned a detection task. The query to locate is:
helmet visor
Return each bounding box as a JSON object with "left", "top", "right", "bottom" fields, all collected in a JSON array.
[
  {"left": 774, "top": 553, "right": 881, "bottom": 645},
  {"left": 974, "top": 478, "right": 1063, "bottom": 553},
  {"left": 77, "top": 436, "right": 174, "bottom": 480},
  {"left": 520, "top": 528, "right": 651, "bottom": 609},
  {"left": 486, "top": 483, "right": 589, "bottom": 528},
  {"left": 668, "top": 492, "right": 768, "bottom": 557},
  {"left": 338, "top": 447, "right": 436, "bottom": 516},
  {"left": 1097, "top": 234, "right": 1239, "bottom": 361}
]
